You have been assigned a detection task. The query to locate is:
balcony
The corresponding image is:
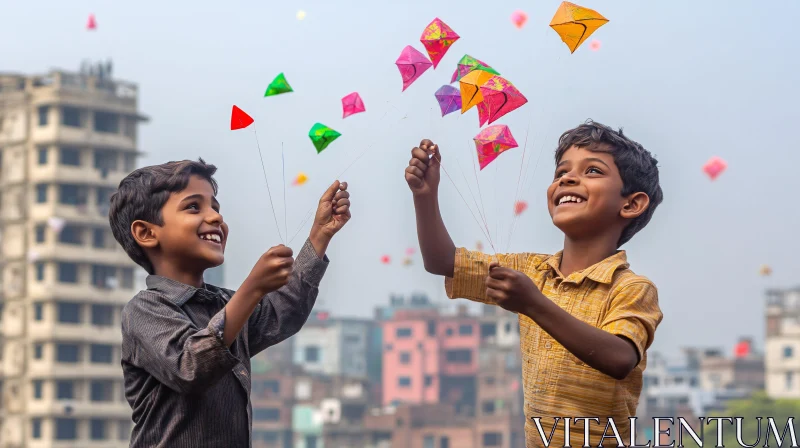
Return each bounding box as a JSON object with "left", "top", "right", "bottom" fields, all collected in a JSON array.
[
  {"left": 28, "top": 322, "right": 122, "bottom": 344},
  {"left": 30, "top": 162, "right": 129, "bottom": 188},
  {"left": 27, "top": 280, "right": 134, "bottom": 305}
]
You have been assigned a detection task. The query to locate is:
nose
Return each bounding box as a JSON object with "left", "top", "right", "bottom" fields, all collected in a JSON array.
[
  {"left": 206, "top": 209, "right": 223, "bottom": 225},
  {"left": 559, "top": 171, "right": 579, "bottom": 185}
]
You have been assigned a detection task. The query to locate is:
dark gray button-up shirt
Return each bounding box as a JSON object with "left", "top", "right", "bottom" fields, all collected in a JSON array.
[{"left": 121, "top": 239, "right": 328, "bottom": 448}]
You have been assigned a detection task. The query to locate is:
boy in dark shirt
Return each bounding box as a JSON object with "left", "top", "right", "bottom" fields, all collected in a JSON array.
[{"left": 109, "top": 158, "right": 351, "bottom": 447}]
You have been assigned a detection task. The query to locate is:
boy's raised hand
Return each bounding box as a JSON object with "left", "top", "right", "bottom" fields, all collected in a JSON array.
[
  {"left": 405, "top": 139, "right": 441, "bottom": 197},
  {"left": 247, "top": 245, "right": 294, "bottom": 295},
  {"left": 310, "top": 180, "right": 351, "bottom": 244}
]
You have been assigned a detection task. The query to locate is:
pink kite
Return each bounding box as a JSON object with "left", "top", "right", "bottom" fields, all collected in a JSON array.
[
  {"left": 434, "top": 85, "right": 461, "bottom": 116},
  {"left": 396, "top": 46, "right": 432, "bottom": 91},
  {"left": 473, "top": 125, "right": 518, "bottom": 170},
  {"left": 511, "top": 11, "right": 528, "bottom": 29},
  {"left": 590, "top": 40, "right": 602, "bottom": 51},
  {"left": 86, "top": 14, "right": 97, "bottom": 30},
  {"left": 477, "top": 101, "right": 490, "bottom": 127},
  {"left": 405, "top": 247, "right": 415, "bottom": 256},
  {"left": 703, "top": 156, "right": 727, "bottom": 180},
  {"left": 380, "top": 255, "right": 391, "bottom": 264},
  {"left": 514, "top": 201, "right": 528, "bottom": 216},
  {"left": 420, "top": 18, "right": 460, "bottom": 69},
  {"left": 479, "top": 76, "right": 528, "bottom": 124},
  {"left": 230, "top": 105, "right": 254, "bottom": 130},
  {"left": 342, "top": 92, "right": 366, "bottom": 118}
]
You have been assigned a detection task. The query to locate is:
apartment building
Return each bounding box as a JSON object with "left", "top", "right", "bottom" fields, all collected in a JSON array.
[
  {"left": 765, "top": 286, "right": 800, "bottom": 398},
  {"left": 0, "top": 63, "right": 147, "bottom": 447}
]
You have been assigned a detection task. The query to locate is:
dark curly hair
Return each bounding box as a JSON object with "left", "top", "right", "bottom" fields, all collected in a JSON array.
[
  {"left": 108, "top": 158, "right": 218, "bottom": 274},
  {"left": 555, "top": 120, "right": 663, "bottom": 247}
]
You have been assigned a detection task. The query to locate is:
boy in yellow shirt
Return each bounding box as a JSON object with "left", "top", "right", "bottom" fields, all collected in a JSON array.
[{"left": 404, "top": 121, "right": 664, "bottom": 447}]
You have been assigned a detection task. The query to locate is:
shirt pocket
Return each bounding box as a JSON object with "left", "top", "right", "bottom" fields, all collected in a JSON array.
[{"left": 558, "top": 349, "right": 616, "bottom": 417}]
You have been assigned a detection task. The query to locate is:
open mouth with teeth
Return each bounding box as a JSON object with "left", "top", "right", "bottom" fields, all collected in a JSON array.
[
  {"left": 555, "top": 194, "right": 586, "bottom": 206},
  {"left": 199, "top": 232, "right": 223, "bottom": 245}
]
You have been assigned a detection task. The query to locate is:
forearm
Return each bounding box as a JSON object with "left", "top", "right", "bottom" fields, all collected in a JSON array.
[
  {"left": 222, "top": 280, "right": 265, "bottom": 347},
  {"left": 413, "top": 193, "right": 456, "bottom": 277},
  {"left": 309, "top": 230, "right": 330, "bottom": 258},
  {"left": 524, "top": 295, "right": 637, "bottom": 380}
]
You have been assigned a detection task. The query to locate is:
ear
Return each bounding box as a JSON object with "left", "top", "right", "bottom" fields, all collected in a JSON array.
[
  {"left": 131, "top": 220, "right": 160, "bottom": 249},
  {"left": 620, "top": 192, "right": 650, "bottom": 220}
]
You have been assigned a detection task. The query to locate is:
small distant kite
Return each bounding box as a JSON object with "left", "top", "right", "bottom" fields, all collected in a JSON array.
[
  {"left": 420, "top": 18, "right": 460, "bottom": 69},
  {"left": 759, "top": 265, "right": 772, "bottom": 276},
  {"left": 475, "top": 241, "right": 483, "bottom": 252},
  {"left": 550, "top": 2, "right": 608, "bottom": 53},
  {"left": 47, "top": 217, "right": 66, "bottom": 233},
  {"left": 511, "top": 11, "right": 528, "bottom": 29},
  {"left": 396, "top": 46, "right": 432, "bottom": 91},
  {"left": 474, "top": 125, "right": 518, "bottom": 170},
  {"left": 435, "top": 85, "right": 461, "bottom": 117},
  {"left": 292, "top": 172, "right": 308, "bottom": 186},
  {"left": 402, "top": 257, "right": 413, "bottom": 266},
  {"left": 308, "top": 123, "right": 341, "bottom": 153},
  {"left": 230, "top": 105, "right": 254, "bottom": 130},
  {"left": 703, "top": 156, "right": 727, "bottom": 180},
  {"left": 590, "top": 40, "right": 602, "bottom": 51},
  {"left": 514, "top": 200, "right": 528, "bottom": 216},
  {"left": 405, "top": 247, "right": 415, "bottom": 256},
  {"left": 380, "top": 255, "right": 391, "bottom": 264},
  {"left": 451, "top": 54, "right": 499, "bottom": 84},
  {"left": 342, "top": 92, "right": 366, "bottom": 118},
  {"left": 86, "top": 14, "right": 97, "bottom": 30},
  {"left": 296, "top": 10, "right": 306, "bottom": 20},
  {"left": 265, "top": 73, "right": 293, "bottom": 97}
]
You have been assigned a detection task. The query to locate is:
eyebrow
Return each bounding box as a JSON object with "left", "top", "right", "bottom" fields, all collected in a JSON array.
[
  {"left": 556, "top": 157, "right": 611, "bottom": 169},
  {"left": 180, "top": 193, "right": 220, "bottom": 208}
]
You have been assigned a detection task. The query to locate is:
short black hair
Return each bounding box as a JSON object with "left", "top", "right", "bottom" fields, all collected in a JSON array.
[
  {"left": 555, "top": 120, "right": 663, "bottom": 247},
  {"left": 109, "top": 158, "right": 219, "bottom": 274}
]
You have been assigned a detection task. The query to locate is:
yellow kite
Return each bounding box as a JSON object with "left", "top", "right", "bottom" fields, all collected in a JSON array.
[
  {"left": 550, "top": 1, "right": 608, "bottom": 53},
  {"left": 459, "top": 69, "right": 496, "bottom": 113}
]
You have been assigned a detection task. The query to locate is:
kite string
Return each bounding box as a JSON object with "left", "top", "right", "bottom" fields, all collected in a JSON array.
[
  {"left": 282, "top": 142, "right": 288, "bottom": 244},
  {"left": 253, "top": 126, "right": 284, "bottom": 243}
]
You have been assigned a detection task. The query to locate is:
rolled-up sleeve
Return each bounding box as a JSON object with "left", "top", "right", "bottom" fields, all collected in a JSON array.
[
  {"left": 247, "top": 238, "right": 329, "bottom": 355},
  {"left": 600, "top": 281, "right": 663, "bottom": 363},
  {"left": 122, "top": 295, "right": 240, "bottom": 395},
  {"left": 445, "top": 248, "right": 541, "bottom": 305}
]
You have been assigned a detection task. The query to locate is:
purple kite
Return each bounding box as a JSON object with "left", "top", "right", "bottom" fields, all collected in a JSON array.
[
  {"left": 396, "top": 45, "right": 432, "bottom": 91},
  {"left": 342, "top": 92, "right": 366, "bottom": 118},
  {"left": 434, "top": 85, "right": 461, "bottom": 116}
]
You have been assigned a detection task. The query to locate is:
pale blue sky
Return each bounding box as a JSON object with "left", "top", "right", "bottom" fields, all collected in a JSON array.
[{"left": 3, "top": 0, "right": 799, "bottom": 358}]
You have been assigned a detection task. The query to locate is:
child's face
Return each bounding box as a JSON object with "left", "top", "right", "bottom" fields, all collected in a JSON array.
[
  {"left": 546, "top": 146, "right": 627, "bottom": 238},
  {"left": 156, "top": 175, "right": 228, "bottom": 270}
]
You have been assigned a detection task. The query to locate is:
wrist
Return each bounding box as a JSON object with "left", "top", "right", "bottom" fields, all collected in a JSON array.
[
  {"left": 308, "top": 230, "right": 330, "bottom": 258},
  {"left": 413, "top": 190, "right": 438, "bottom": 202},
  {"left": 240, "top": 276, "right": 269, "bottom": 299}
]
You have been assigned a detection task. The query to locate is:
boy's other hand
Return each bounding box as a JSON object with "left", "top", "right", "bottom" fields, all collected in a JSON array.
[
  {"left": 485, "top": 262, "right": 540, "bottom": 315},
  {"left": 310, "top": 180, "right": 351, "bottom": 243},
  {"left": 405, "top": 139, "right": 441, "bottom": 197},
  {"left": 247, "top": 245, "right": 294, "bottom": 295}
]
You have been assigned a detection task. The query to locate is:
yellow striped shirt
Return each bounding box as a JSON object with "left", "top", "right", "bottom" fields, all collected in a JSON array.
[{"left": 445, "top": 248, "right": 663, "bottom": 447}]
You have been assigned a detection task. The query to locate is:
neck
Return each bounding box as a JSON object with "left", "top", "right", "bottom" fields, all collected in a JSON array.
[
  {"left": 152, "top": 259, "right": 205, "bottom": 288},
  {"left": 560, "top": 234, "right": 619, "bottom": 277}
]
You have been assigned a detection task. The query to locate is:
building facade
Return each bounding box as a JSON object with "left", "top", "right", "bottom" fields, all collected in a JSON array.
[
  {"left": 293, "top": 312, "right": 376, "bottom": 381},
  {"left": 765, "top": 286, "right": 800, "bottom": 399},
  {"left": 0, "top": 64, "right": 146, "bottom": 447}
]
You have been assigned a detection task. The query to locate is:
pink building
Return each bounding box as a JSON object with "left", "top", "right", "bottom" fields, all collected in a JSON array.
[{"left": 382, "top": 306, "right": 479, "bottom": 414}]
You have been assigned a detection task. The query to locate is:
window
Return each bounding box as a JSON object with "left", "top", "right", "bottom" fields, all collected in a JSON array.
[
  {"left": 398, "top": 377, "right": 411, "bottom": 387},
  {"left": 123, "top": 153, "right": 136, "bottom": 171},
  {"left": 93, "top": 228, "right": 106, "bottom": 248},
  {"left": 58, "top": 184, "right": 87, "bottom": 205},
  {"left": 38, "top": 106, "right": 49, "bottom": 126},
  {"left": 91, "top": 344, "right": 113, "bottom": 363},
  {"left": 424, "top": 436, "right": 435, "bottom": 448},
  {"left": 59, "top": 147, "right": 81, "bottom": 166},
  {"left": 61, "top": 107, "right": 82, "bottom": 127},
  {"left": 55, "top": 418, "right": 77, "bottom": 440},
  {"left": 94, "top": 150, "right": 117, "bottom": 172},
  {"left": 427, "top": 320, "right": 436, "bottom": 336},
  {"left": 32, "top": 380, "right": 43, "bottom": 399},
  {"left": 446, "top": 328, "right": 453, "bottom": 336},
  {"left": 458, "top": 324, "right": 473, "bottom": 335},
  {"left": 57, "top": 302, "right": 81, "bottom": 323},
  {"left": 445, "top": 349, "right": 472, "bottom": 364},
  {"left": 344, "top": 334, "right": 360, "bottom": 344},
  {"left": 304, "top": 346, "right": 320, "bottom": 362},
  {"left": 90, "top": 380, "right": 113, "bottom": 401},
  {"left": 485, "top": 376, "right": 495, "bottom": 385},
  {"left": 441, "top": 436, "right": 450, "bottom": 448},
  {"left": 35, "top": 262, "right": 45, "bottom": 281},
  {"left": 56, "top": 344, "right": 80, "bottom": 363},
  {"left": 784, "top": 346, "right": 793, "bottom": 358},
  {"left": 305, "top": 436, "right": 318, "bottom": 448},
  {"left": 33, "top": 303, "right": 43, "bottom": 321},
  {"left": 33, "top": 344, "right": 43, "bottom": 360},
  {"left": 91, "top": 304, "right": 114, "bottom": 326},
  {"left": 254, "top": 408, "right": 281, "bottom": 421},
  {"left": 425, "top": 375, "right": 433, "bottom": 387},
  {"left": 121, "top": 268, "right": 134, "bottom": 289},
  {"left": 59, "top": 225, "right": 82, "bottom": 245},
  {"left": 35, "top": 184, "right": 47, "bottom": 203},
  {"left": 92, "top": 265, "right": 116, "bottom": 288},
  {"left": 482, "top": 400, "right": 496, "bottom": 414},
  {"left": 96, "top": 187, "right": 115, "bottom": 207},
  {"left": 253, "top": 380, "right": 280, "bottom": 397},
  {"left": 35, "top": 224, "right": 46, "bottom": 243},
  {"left": 396, "top": 327, "right": 412, "bottom": 338},
  {"left": 480, "top": 323, "right": 497, "bottom": 338},
  {"left": 483, "top": 432, "right": 502, "bottom": 447},
  {"left": 94, "top": 111, "right": 119, "bottom": 133},
  {"left": 37, "top": 147, "right": 48, "bottom": 165},
  {"left": 31, "top": 418, "right": 42, "bottom": 439},
  {"left": 787, "top": 372, "right": 794, "bottom": 390},
  {"left": 118, "top": 420, "right": 132, "bottom": 441},
  {"left": 399, "top": 352, "right": 411, "bottom": 364},
  {"left": 90, "top": 419, "right": 107, "bottom": 440},
  {"left": 505, "top": 322, "right": 512, "bottom": 333},
  {"left": 58, "top": 262, "right": 78, "bottom": 283},
  {"left": 56, "top": 380, "right": 74, "bottom": 399}
]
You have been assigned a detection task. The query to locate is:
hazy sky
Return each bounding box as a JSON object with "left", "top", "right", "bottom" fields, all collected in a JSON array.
[{"left": 3, "top": 0, "right": 799, "bottom": 359}]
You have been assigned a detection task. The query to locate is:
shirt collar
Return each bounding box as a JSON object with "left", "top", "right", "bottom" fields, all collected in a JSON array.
[
  {"left": 536, "top": 250, "right": 629, "bottom": 284},
  {"left": 145, "top": 275, "right": 220, "bottom": 305}
]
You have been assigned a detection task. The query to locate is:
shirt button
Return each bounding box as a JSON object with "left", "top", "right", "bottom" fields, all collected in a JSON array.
[
  {"left": 545, "top": 342, "right": 552, "bottom": 349},
  {"left": 563, "top": 285, "right": 570, "bottom": 292}
]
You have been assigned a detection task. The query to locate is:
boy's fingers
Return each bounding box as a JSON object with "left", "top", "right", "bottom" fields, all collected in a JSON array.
[
  {"left": 334, "top": 198, "right": 350, "bottom": 208},
  {"left": 409, "top": 158, "right": 428, "bottom": 171},
  {"left": 320, "top": 180, "right": 340, "bottom": 203},
  {"left": 406, "top": 166, "right": 425, "bottom": 179},
  {"left": 420, "top": 139, "right": 434, "bottom": 150},
  {"left": 334, "top": 190, "right": 350, "bottom": 200},
  {"left": 339, "top": 182, "right": 348, "bottom": 190},
  {"left": 268, "top": 245, "right": 294, "bottom": 257},
  {"left": 411, "top": 147, "right": 429, "bottom": 162}
]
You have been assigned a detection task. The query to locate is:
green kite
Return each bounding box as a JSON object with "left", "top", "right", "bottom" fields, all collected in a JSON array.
[
  {"left": 308, "top": 123, "right": 341, "bottom": 153},
  {"left": 264, "top": 73, "right": 293, "bottom": 97}
]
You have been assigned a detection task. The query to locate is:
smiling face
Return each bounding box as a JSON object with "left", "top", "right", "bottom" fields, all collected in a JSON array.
[
  {"left": 154, "top": 175, "right": 228, "bottom": 271},
  {"left": 547, "top": 145, "right": 628, "bottom": 240}
]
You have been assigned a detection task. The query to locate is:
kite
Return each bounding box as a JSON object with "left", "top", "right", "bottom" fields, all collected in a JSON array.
[
  {"left": 759, "top": 265, "right": 772, "bottom": 276},
  {"left": 297, "top": 10, "right": 306, "bottom": 20},
  {"left": 292, "top": 172, "right": 308, "bottom": 186},
  {"left": 420, "top": 18, "right": 460, "bottom": 69},
  {"left": 27, "top": 250, "right": 40, "bottom": 262},
  {"left": 550, "top": 2, "right": 608, "bottom": 53},
  {"left": 459, "top": 68, "right": 496, "bottom": 113},
  {"left": 308, "top": 123, "right": 341, "bottom": 153},
  {"left": 590, "top": 40, "right": 601, "bottom": 51},
  {"left": 476, "top": 101, "right": 490, "bottom": 127},
  {"left": 703, "top": 156, "right": 727, "bottom": 180},
  {"left": 86, "top": 14, "right": 96, "bottom": 30},
  {"left": 230, "top": 105, "right": 254, "bottom": 130},
  {"left": 47, "top": 217, "right": 65, "bottom": 233},
  {"left": 479, "top": 76, "right": 528, "bottom": 124},
  {"left": 342, "top": 92, "right": 366, "bottom": 118},
  {"left": 511, "top": 11, "right": 528, "bottom": 29},
  {"left": 380, "top": 255, "right": 391, "bottom": 264},
  {"left": 265, "top": 73, "right": 293, "bottom": 97},
  {"left": 514, "top": 200, "right": 528, "bottom": 216},
  {"left": 450, "top": 54, "right": 499, "bottom": 83},
  {"left": 396, "top": 46, "right": 432, "bottom": 91},
  {"left": 402, "top": 257, "right": 413, "bottom": 266},
  {"left": 434, "top": 85, "right": 462, "bottom": 117},
  {"left": 475, "top": 241, "right": 483, "bottom": 252},
  {"left": 405, "top": 247, "right": 415, "bottom": 256},
  {"left": 473, "top": 125, "right": 518, "bottom": 170}
]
